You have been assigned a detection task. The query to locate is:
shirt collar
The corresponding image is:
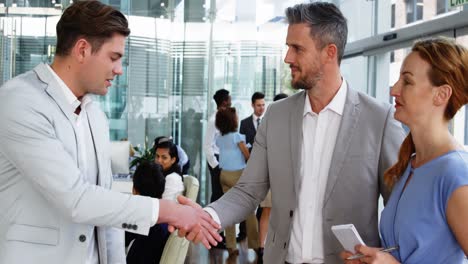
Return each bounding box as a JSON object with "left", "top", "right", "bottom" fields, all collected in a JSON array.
[
  {"left": 303, "top": 78, "right": 348, "bottom": 116},
  {"left": 45, "top": 64, "right": 93, "bottom": 111},
  {"left": 253, "top": 114, "right": 263, "bottom": 121}
]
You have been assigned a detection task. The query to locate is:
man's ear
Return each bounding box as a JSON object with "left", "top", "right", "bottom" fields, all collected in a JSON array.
[
  {"left": 433, "top": 84, "right": 452, "bottom": 106},
  {"left": 72, "top": 38, "right": 91, "bottom": 63},
  {"left": 324, "top": 43, "right": 338, "bottom": 64}
]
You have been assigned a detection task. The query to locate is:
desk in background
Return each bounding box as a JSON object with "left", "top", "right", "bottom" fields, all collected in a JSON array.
[{"left": 112, "top": 174, "right": 133, "bottom": 194}]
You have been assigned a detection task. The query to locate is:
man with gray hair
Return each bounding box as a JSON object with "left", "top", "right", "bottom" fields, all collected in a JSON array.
[{"left": 180, "top": 2, "right": 405, "bottom": 263}]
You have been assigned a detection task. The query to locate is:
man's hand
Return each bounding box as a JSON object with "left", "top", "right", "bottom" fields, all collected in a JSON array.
[
  {"left": 158, "top": 197, "right": 222, "bottom": 249},
  {"left": 174, "top": 196, "right": 222, "bottom": 246}
]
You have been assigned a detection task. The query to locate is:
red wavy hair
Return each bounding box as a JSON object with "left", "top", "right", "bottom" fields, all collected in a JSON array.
[{"left": 384, "top": 38, "right": 468, "bottom": 188}]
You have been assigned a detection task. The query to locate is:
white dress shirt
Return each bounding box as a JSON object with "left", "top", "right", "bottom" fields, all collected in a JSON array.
[
  {"left": 162, "top": 172, "right": 185, "bottom": 201},
  {"left": 253, "top": 114, "right": 263, "bottom": 131},
  {"left": 286, "top": 80, "right": 347, "bottom": 264},
  {"left": 176, "top": 145, "right": 189, "bottom": 170},
  {"left": 204, "top": 112, "right": 220, "bottom": 168},
  {"left": 47, "top": 65, "right": 159, "bottom": 264}
]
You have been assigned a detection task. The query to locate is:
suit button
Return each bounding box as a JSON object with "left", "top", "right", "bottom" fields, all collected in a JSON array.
[
  {"left": 122, "top": 223, "right": 128, "bottom": 229},
  {"left": 79, "top": 235, "right": 86, "bottom": 242},
  {"left": 283, "top": 242, "right": 287, "bottom": 249},
  {"left": 289, "top": 210, "right": 293, "bottom": 217}
]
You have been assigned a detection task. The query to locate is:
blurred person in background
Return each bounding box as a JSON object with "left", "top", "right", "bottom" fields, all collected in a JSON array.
[
  {"left": 257, "top": 92, "right": 289, "bottom": 263},
  {"left": 153, "top": 136, "right": 190, "bottom": 175},
  {"left": 216, "top": 107, "right": 260, "bottom": 257},
  {"left": 126, "top": 162, "right": 168, "bottom": 264},
  {"left": 239, "top": 91, "right": 266, "bottom": 243},
  {"left": 153, "top": 137, "right": 185, "bottom": 202},
  {"left": 203, "top": 89, "right": 231, "bottom": 249}
]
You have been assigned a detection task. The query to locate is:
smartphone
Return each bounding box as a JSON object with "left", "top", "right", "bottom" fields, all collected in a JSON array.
[{"left": 331, "top": 224, "right": 366, "bottom": 253}]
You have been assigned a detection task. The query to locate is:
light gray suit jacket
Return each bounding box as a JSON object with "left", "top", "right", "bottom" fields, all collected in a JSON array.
[
  {"left": 208, "top": 88, "right": 406, "bottom": 263},
  {"left": 0, "top": 64, "right": 154, "bottom": 263}
]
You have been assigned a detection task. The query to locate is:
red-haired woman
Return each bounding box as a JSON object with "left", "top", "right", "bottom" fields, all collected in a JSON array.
[{"left": 342, "top": 38, "right": 468, "bottom": 263}]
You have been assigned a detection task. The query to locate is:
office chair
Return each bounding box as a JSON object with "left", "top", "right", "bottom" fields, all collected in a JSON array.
[{"left": 159, "top": 175, "right": 199, "bottom": 264}]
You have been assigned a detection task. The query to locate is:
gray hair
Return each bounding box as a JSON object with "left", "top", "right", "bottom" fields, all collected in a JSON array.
[{"left": 285, "top": 2, "right": 348, "bottom": 64}]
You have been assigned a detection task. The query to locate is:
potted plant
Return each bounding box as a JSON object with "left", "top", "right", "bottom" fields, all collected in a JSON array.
[{"left": 129, "top": 137, "right": 155, "bottom": 170}]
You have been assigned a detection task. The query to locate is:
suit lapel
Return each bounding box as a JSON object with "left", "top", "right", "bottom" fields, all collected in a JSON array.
[
  {"left": 248, "top": 115, "right": 256, "bottom": 133},
  {"left": 290, "top": 92, "right": 306, "bottom": 200},
  {"left": 34, "top": 64, "right": 80, "bottom": 167},
  {"left": 323, "top": 86, "right": 360, "bottom": 206},
  {"left": 86, "top": 103, "right": 105, "bottom": 186},
  {"left": 35, "top": 63, "right": 105, "bottom": 186},
  {"left": 34, "top": 64, "right": 77, "bottom": 124}
]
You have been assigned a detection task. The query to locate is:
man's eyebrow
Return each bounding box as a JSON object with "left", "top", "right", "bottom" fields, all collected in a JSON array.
[{"left": 286, "top": 43, "right": 301, "bottom": 49}]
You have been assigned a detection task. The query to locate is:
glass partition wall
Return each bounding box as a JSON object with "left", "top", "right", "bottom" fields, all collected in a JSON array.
[
  {"left": 1, "top": 0, "right": 467, "bottom": 204},
  {"left": 0, "top": 0, "right": 287, "bottom": 204}
]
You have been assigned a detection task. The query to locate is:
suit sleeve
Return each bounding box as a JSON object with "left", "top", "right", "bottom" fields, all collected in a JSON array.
[
  {"left": 239, "top": 119, "right": 252, "bottom": 151},
  {"left": 0, "top": 90, "right": 154, "bottom": 235},
  {"left": 239, "top": 119, "right": 247, "bottom": 136},
  {"left": 378, "top": 106, "right": 406, "bottom": 203}
]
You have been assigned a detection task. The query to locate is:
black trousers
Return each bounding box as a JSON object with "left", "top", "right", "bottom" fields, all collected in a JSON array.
[{"left": 208, "top": 154, "right": 223, "bottom": 203}]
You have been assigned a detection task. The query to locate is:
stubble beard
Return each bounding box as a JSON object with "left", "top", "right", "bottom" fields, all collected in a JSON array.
[{"left": 291, "top": 70, "right": 323, "bottom": 91}]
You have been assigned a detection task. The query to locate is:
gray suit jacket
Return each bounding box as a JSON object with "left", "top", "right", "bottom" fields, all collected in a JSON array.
[
  {"left": 208, "top": 88, "right": 405, "bottom": 263},
  {"left": 0, "top": 64, "right": 154, "bottom": 263}
]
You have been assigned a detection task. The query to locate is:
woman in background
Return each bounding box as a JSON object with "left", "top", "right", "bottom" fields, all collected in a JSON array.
[
  {"left": 341, "top": 38, "right": 468, "bottom": 263},
  {"left": 153, "top": 137, "right": 184, "bottom": 201},
  {"left": 126, "top": 161, "right": 169, "bottom": 264},
  {"left": 154, "top": 136, "right": 190, "bottom": 174},
  {"left": 257, "top": 92, "right": 289, "bottom": 263},
  {"left": 216, "top": 107, "right": 260, "bottom": 257}
]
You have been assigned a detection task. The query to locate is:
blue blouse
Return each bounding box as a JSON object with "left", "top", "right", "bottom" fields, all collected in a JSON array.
[
  {"left": 216, "top": 132, "right": 246, "bottom": 171},
  {"left": 380, "top": 150, "right": 468, "bottom": 264}
]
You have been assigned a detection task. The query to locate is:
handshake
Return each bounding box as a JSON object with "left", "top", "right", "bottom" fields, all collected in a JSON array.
[{"left": 158, "top": 196, "right": 222, "bottom": 249}]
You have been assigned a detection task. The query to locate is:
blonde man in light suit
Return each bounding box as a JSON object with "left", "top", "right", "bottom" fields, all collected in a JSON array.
[
  {"left": 0, "top": 1, "right": 220, "bottom": 263},
  {"left": 180, "top": 2, "right": 406, "bottom": 264}
]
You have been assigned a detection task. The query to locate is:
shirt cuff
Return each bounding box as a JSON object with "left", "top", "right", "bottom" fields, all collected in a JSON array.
[
  {"left": 151, "top": 198, "right": 159, "bottom": 226},
  {"left": 203, "top": 207, "right": 221, "bottom": 226},
  {"left": 207, "top": 158, "right": 219, "bottom": 169}
]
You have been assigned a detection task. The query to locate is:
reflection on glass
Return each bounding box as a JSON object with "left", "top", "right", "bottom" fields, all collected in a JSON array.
[
  {"left": 393, "top": 0, "right": 462, "bottom": 30},
  {"left": 341, "top": 56, "right": 369, "bottom": 95},
  {"left": 6, "top": 0, "right": 466, "bottom": 204}
]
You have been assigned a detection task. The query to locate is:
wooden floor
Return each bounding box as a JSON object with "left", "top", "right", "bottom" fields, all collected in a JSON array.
[{"left": 186, "top": 239, "right": 260, "bottom": 264}]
